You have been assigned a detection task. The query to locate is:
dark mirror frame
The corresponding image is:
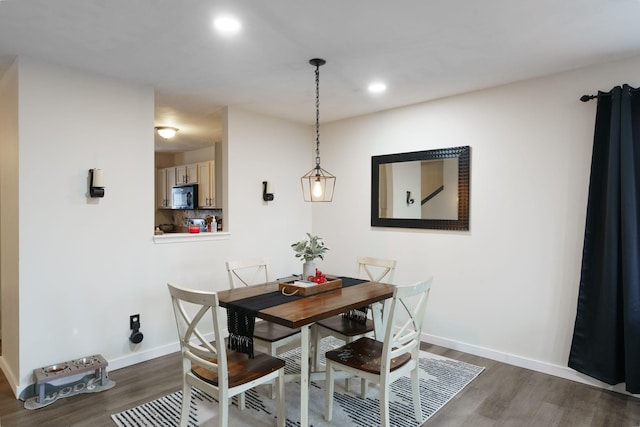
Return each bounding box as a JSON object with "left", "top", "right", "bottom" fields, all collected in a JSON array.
[{"left": 371, "top": 146, "right": 470, "bottom": 230}]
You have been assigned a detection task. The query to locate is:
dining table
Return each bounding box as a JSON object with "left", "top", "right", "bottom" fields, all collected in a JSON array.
[{"left": 217, "top": 276, "right": 395, "bottom": 427}]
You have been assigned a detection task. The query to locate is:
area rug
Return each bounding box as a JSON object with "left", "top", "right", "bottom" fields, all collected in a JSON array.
[{"left": 111, "top": 337, "right": 484, "bottom": 427}]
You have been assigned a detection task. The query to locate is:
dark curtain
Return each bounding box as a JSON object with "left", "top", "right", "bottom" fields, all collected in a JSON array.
[{"left": 568, "top": 84, "right": 640, "bottom": 393}]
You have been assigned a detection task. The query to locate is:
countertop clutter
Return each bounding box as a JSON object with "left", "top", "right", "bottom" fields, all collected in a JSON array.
[{"left": 154, "top": 216, "right": 220, "bottom": 235}]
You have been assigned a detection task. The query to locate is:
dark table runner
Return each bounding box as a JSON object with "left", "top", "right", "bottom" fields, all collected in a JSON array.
[{"left": 226, "top": 276, "right": 368, "bottom": 357}]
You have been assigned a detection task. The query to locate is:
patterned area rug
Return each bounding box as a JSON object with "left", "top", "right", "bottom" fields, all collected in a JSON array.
[{"left": 111, "top": 338, "right": 484, "bottom": 427}]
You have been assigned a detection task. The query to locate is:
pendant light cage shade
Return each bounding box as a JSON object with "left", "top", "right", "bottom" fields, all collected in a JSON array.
[
  {"left": 301, "top": 57, "right": 336, "bottom": 202},
  {"left": 301, "top": 166, "right": 336, "bottom": 202}
]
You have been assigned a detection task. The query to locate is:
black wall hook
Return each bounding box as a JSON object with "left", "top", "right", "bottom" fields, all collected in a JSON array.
[
  {"left": 263, "top": 181, "right": 274, "bottom": 202},
  {"left": 406, "top": 191, "right": 415, "bottom": 205}
]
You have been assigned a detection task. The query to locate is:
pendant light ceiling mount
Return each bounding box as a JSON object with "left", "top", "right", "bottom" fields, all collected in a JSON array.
[
  {"left": 309, "top": 58, "right": 326, "bottom": 67},
  {"left": 301, "top": 57, "right": 335, "bottom": 202}
]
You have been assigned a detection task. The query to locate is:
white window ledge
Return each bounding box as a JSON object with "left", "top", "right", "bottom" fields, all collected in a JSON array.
[{"left": 153, "top": 231, "right": 230, "bottom": 244}]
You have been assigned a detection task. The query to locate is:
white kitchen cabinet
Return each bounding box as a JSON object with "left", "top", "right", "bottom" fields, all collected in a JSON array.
[
  {"left": 156, "top": 161, "right": 214, "bottom": 209},
  {"left": 156, "top": 167, "right": 176, "bottom": 208},
  {"left": 197, "top": 160, "right": 215, "bottom": 207},
  {"left": 176, "top": 163, "right": 197, "bottom": 185}
]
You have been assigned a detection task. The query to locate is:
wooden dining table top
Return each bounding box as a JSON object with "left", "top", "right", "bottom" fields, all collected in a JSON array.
[{"left": 217, "top": 280, "right": 395, "bottom": 329}]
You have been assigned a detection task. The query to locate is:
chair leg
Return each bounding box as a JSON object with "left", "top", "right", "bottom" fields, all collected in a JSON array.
[
  {"left": 324, "top": 362, "right": 335, "bottom": 421},
  {"left": 411, "top": 366, "right": 422, "bottom": 422},
  {"left": 312, "top": 324, "right": 321, "bottom": 371},
  {"left": 180, "top": 382, "right": 191, "bottom": 427},
  {"left": 358, "top": 331, "right": 376, "bottom": 397},
  {"left": 359, "top": 376, "right": 368, "bottom": 398},
  {"left": 345, "top": 336, "right": 354, "bottom": 391},
  {"left": 379, "top": 382, "right": 390, "bottom": 427},
  {"left": 238, "top": 392, "right": 245, "bottom": 410},
  {"left": 276, "top": 370, "right": 285, "bottom": 427},
  {"left": 218, "top": 392, "right": 229, "bottom": 427},
  {"left": 269, "top": 342, "right": 277, "bottom": 399}
]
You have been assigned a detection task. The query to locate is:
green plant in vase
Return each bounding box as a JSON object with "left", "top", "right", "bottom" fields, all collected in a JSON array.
[{"left": 291, "top": 233, "right": 329, "bottom": 281}]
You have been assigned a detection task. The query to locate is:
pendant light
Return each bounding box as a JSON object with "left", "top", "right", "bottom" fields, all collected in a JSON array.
[{"left": 301, "top": 58, "right": 336, "bottom": 202}]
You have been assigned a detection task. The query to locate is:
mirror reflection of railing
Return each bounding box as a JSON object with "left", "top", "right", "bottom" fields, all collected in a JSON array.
[{"left": 371, "top": 146, "right": 470, "bottom": 230}]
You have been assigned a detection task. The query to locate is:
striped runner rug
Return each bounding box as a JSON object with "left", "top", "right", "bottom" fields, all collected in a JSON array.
[{"left": 112, "top": 337, "right": 484, "bottom": 427}]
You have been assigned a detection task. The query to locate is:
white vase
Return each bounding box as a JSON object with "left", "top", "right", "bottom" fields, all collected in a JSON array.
[{"left": 302, "top": 261, "right": 316, "bottom": 281}]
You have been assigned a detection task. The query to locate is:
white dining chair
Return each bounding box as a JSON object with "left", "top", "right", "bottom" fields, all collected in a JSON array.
[
  {"left": 167, "top": 283, "right": 286, "bottom": 427},
  {"left": 324, "top": 278, "right": 433, "bottom": 427},
  {"left": 226, "top": 257, "right": 271, "bottom": 289},
  {"left": 313, "top": 256, "right": 396, "bottom": 395},
  {"left": 225, "top": 258, "right": 301, "bottom": 397}
]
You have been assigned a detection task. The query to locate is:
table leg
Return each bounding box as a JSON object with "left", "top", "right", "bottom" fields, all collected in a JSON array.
[{"left": 300, "top": 324, "right": 310, "bottom": 427}]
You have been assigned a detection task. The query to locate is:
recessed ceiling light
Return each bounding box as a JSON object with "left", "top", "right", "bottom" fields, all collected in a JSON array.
[
  {"left": 368, "top": 82, "right": 387, "bottom": 94},
  {"left": 213, "top": 15, "right": 241, "bottom": 35}
]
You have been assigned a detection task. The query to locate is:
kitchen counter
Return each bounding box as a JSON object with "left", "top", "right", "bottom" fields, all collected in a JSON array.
[{"left": 153, "top": 231, "right": 230, "bottom": 244}]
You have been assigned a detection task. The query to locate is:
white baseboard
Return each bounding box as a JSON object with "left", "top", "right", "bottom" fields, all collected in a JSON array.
[
  {"left": 0, "top": 355, "right": 20, "bottom": 398},
  {"left": 109, "top": 330, "right": 222, "bottom": 370},
  {"left": 422, "top": 332, "right": 639, "bottom": 398},
  {"left": 107, "top": 342, "right": 181, "bottom": 372},
  {"left": 7, "top": 332, "right": 218, "bottom": 399},
  {"left": 10, "top": 344, "right": 184, "bottom": 399},
  {"left": 7, "top": 331, "right": 638, "bottom": 399},
  {"left": 108, "top": 331, "right": 218, "bottom": 372}
]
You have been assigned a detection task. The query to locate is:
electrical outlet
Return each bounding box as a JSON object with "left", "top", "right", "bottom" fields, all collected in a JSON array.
[{"left": 130, "top": 314, "right": 140, "bottom": 330}]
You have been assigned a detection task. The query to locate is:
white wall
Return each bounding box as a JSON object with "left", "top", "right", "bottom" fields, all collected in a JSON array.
[
  {"left": 314, "top": 55, "right": 640, "bottom": 391},
  {"left": 0, "top": 58, "right": 312, "bottom": 396},
  {"left": 0, "top": 59, "right": 20, "bottom": 389},
  {"left": 14, "top": 57, "right": 156, "bottom": 393},
  {"left": 225, "top": 106, "right": 312, "bottom": 270},
  {"left": 174, "top": 145, "right": 216, "bottom": 165}
]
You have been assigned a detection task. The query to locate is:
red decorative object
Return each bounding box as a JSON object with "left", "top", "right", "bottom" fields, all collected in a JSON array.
[{"left": 311, "top": 269, "right": 327, "bottom": 284}]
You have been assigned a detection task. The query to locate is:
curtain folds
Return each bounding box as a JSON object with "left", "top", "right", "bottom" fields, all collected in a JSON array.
[{"left": 568, "top": 84, "right": 640, "bottom": 393}]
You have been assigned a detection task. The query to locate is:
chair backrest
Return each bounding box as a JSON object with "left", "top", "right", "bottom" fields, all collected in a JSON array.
[
  {"left": 225, "top": 257, "right": 270, "bottom": 289},
  {"left": 167, "top": 283, "right": 229, "bottom": 390},
  {"left": 356, "top": 256, "right": 396, "bottom": 283},
  {"left": 381, "top": 278, "right": 433, "bottom": 372}
]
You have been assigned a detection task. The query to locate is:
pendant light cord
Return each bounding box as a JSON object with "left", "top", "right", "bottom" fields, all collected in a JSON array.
[{"left": 315, "top": 63, "right": 321, "bottom": 170}]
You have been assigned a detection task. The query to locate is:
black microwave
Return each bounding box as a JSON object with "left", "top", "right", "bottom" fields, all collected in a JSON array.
[{"left": 172, "top": 184, "right": 198, "bottom": 209}]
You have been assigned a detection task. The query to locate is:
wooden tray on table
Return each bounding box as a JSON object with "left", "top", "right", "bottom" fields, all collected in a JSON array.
[{"left": 279, "top": 276, "right": 342, "bottom": 296}]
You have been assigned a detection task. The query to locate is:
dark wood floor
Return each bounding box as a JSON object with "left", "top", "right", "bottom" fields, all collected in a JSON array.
[{"left": 0, "top": 342, "right": 639, "bottom": 426}]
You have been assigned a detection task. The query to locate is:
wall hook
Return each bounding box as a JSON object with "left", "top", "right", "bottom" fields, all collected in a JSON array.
[
  {"left": 406, "top": 191, "right": 415, "bottom": 205},
  {"left": 263, "top": 181, "right": 274, "bottom": 201}
]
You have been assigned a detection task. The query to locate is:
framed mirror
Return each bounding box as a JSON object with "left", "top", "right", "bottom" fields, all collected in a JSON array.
[{"left": 371, "top": 146, "right": 470, "bottom": 230}]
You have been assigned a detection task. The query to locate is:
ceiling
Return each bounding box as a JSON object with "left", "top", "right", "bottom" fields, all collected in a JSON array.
[{"left": 1, "top": 0, "right": 639, "bottom": 152}]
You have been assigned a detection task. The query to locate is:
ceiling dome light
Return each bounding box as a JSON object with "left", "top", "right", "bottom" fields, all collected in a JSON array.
[
  {"left": 368, "top": 82, "right": 387, "bottom": 94},
  {"left": 155, "top": 126, "right": 178, "bottom": 139},
  {"left": 213, "top": 15, "right": 241, "bottom": 35}
]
